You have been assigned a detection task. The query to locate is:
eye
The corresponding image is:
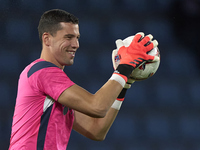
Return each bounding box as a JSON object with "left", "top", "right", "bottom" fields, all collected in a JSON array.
[
  {"left": 64, "top": 34, "right": 74, "bottom": 40},
  {"left": 66, "top": 36, "right": 73, "bottom": 40}
]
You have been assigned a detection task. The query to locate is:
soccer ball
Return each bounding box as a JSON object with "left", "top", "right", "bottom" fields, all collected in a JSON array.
[
  {"left": 124, "top": 35, "right": 160, "bottom": 81},
  {"left": 130, "top": 46, "right": 160, "bottom": 81},
  {"left": 112, "top": 35, "right": 160, "bottom": 81}
]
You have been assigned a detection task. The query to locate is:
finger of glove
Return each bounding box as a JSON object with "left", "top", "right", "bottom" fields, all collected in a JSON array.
[
  {"left": 144, "top": 42, "right": 154, "bottom": 53},
  {"left": 139, "top": 35, "right": 152, "bottom": 46},
  {"left": 151, "top": 39, "right": 158, "bottom": 48},
  {"left": 147, "top": 34, "right": 153, "bottom": 40},
  {"left": 145, "top": 40, "right": 158, "bottom": 53},
  {"left": 145, "top": 54, "right": 155, "bottom": 61},
  {"left": 133, "top": 32, "right": 144, "bottom": 42},
  {"left": 146, "top": 54, "right": 160, "bottom": 62},
  {"left": 152, "top": 56, "right": 160, "bottom": 62},
  {"left": 115, "top": 39, "right": 124, "bottom": 50}
]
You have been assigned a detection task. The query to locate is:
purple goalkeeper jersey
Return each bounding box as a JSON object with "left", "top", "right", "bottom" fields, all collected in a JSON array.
[{"left": 9, "top": 59, "right": 75, "bottom": 150}]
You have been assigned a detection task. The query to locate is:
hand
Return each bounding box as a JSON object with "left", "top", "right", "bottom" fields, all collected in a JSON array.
[
  {"left": 116, "top": 32, "right": 159, "bottom": 68},
  {"left": 112, "top": 32, "right": 159, "bottom": 87},
  {"left": 113, "top": 32, "right": 159, "bottom": 79}
]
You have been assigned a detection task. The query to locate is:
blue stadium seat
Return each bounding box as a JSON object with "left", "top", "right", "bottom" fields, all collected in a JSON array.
[
  {"left": 155, "top": 80, "right": 181, "bottom": 106},
  {"left": 122, "top": 0, "right": 148, "bottom": 13},
  {"left": 79, "top": 19, "right": 101, "bottom": 45},
  {"left": 143, "top": 19, "right": 174, "bottom": 46},
  {"left": 97, "top": 50, "right": 113, "bottom": 74},
  {"left": 88, "top": 0, "right": 113, "bottom": 11},
  {"left": 124, "top": 83, "right": 148, "bottom": 107},
  {"left": 0, "top": 121, "right": 3, "bottom": 142},
  {"left": 161, "top": 144, "right": 186, "bottom": 150},
  {"left": 0, "top": 0, "right": 9, "bottom": 11},
  {"left": 179, "top": 114, "right": 200, "bottom": 139},
  {"left": 126, "top": 144, "right": 149, "bottom": 150},
  {"left": 109, "top": 20, "right": 136, "bottom": 42},
  {"left": 51, "top": 0, "right": 80, "bottom": 12},
  {"left": 66, "top": 144, "right": 80, "bottom": 150},
  {"left": 6, "top": 19, "right": 31, "bottom": 43},
  {"left": 165, "top": 47, "right": 197, "bottom": 77},
  {"left": 66, "top": 51, "right": 90, "bottom": 76},
  {"left": 20, "top": 0, "right": 45, "bottom": 12},
  {"left": 0, "top": 81, "right": 10, "bottom": 108},
  {"left": 28, "top": 49, "right": 41, "bottom": 63},
  {"left": 156, "top": 0, "right": 174, "bottom": 12},
  {"left": 189, "top": 81, "right": 200, "bottom": 106},
  {"left": 88, "top": 145, "right": 115, "bottom": 150},
  {"left": 145, "top": 114, "right": 170, "bottom": 139},
  {"left": 112, "top": 114, "right": 136, "bottom": 140},
  {"left": 0, "top": 50, "right": 20, "bottom": 74},
  {"left": 193, "top": 144, "right": 200, "bottom": 150}
]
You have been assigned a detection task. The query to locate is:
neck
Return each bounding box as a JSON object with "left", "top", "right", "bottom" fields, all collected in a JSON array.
[{"left": 40, "top": 48, "right": 64, "bottom": 70}]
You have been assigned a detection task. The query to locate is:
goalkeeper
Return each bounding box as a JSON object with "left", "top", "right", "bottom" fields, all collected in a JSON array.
[{"left": 9, "top": 9, "right": 159, "bottom": 150}]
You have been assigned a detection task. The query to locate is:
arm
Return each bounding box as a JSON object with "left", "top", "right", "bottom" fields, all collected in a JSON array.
[
  {"left": 58, "top": 79, "right": 123, "bottom": 118},
  {"left": 73, "top": 107, "right": 119, "bottom": 141},
  {"left": 72, "top": 88, "right": 128, "bottom": 141}
]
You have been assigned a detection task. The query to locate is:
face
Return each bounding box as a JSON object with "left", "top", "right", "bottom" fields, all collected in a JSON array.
[{"left": 48, "top": 22, "right": 80, "bottom": 68}]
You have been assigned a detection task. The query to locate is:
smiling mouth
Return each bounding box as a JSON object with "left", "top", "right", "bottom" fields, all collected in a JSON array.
[{"left": 67, "top": 51, "right": 75, "bottom": 57}]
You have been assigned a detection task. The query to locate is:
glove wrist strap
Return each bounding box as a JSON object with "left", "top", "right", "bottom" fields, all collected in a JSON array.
[
  {"left": 111, "top": 88, "right": 128, "bottom": 110},
  {"left": 117, "top": 88, "right": 127, "bottom": 100},
  {"left": 111, "top": 100, "right": 123, "bottom": 110},
  {"left": 115, "top": 64, "right": 134, "bottom": 79},
  {"left": 110, "top": 73, "right": 127, "bottom": 87}
]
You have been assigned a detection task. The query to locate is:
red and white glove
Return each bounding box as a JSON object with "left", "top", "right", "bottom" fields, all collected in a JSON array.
[{"left": 111, "top": 32, "right": 159, "bottom": 88}]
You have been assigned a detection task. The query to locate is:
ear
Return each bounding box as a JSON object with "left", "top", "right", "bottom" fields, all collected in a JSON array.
[{"left": 42, "top": 32, "right": 51, "bottom": 46}]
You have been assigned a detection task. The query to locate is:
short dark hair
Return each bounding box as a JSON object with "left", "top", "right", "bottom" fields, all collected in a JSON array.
[{"left": 38, "top": 9, "right": 79, "bottom": 42}]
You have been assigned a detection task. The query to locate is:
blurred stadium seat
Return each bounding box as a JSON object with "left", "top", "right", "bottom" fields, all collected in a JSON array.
[
  {"left": 79, "top": 19, "right": 101, "bottom": 45},
  {"left": 6, "top": 19, "right": 31, "bottom": 43},
  {"left": 87, "top": 0, "right": 113, "bottom": 12},
  {"left": 108, "top": 19, "right": 136, "bottom": 41},
  {"left": 155, "top": 81, "right": 182, "bottom": 106},
  {"left": 189, "top": 80, "right": 200, "bottom": 106},
  {"left": 112, "top": 114, "right": 137, "bottom": 141},
  {"left": 145, "top": 113, "right": 170, "bottom": 139},
  {"left": 20, "top": 0, "right": 45, "bottom": 12},
  {"left": 0, "top": 50, "right": 20, "bottom": 74},
  {"left": 0, "top": 0, "right": 9, "bottom": 11},
  {"left": 179, "top": 114, "right": 200, "bottom": 139},
  {"left": 51, "top": 0, "right": 80, "bottom": 12},
  {"left": 122, "top": 0, "right": 148, "bottom": 13},
  {"left": 143, "top": 18, "right": 175, "bottom": 46}
]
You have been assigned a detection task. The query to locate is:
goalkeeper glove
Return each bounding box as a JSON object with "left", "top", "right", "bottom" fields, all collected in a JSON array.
[{"left": 113, "top": 32, "right": 159, "bottom": 81}]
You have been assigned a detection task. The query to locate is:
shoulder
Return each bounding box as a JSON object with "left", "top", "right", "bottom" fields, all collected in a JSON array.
[{"left": 28, "top": 60, "right": 59, "bottom": 78}]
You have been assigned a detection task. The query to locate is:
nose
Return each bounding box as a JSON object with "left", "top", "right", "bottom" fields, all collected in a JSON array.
[{"left": 71, "top": 38, "right": 79, "bottom": 49}]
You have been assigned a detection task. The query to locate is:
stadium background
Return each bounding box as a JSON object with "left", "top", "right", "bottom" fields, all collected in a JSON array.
[{"left": 0, "top": 0, "right": 200, "bottom": 149}]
